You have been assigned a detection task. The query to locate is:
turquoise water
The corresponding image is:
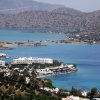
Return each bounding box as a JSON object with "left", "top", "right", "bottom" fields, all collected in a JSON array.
[
  {"left": 0, "top": 29, "right": 64, "bottom": 42},
  {"left": 0, "top": 29, "right": 100, "bottom": 91}
]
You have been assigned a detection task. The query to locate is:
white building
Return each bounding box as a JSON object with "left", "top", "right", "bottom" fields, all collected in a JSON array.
[
  {"left": 40, "top": 87, "right": 59, "bottom": 94},
  {"left": 0, "top": 53, "right": 6, "bottom": 57},
  {"left": 36, "top": 68, "right": 53, "bottom": 76},
  {"left": 62, "top": 96, "right": 80, "bottom": 100},
  {"left": 12, "top": 57, "right": 53, "bottom": 64},
  {"left": 92, "top": 98, "right": 100, "bottom": 100},
  {"left": 0, "top": 53, "right": 7, "bottom": 59},
  {"left": 25, "top": 77, "right": 30, "bottom": 84},
  {"left": 0, "top": 60, "right": 5, "bottom": 66},
  {"left": 81, "top": 91, "right": 87, "bottom": 97},
  {"left": 62, "top": 96, "right": 90, "bottom": 100}
]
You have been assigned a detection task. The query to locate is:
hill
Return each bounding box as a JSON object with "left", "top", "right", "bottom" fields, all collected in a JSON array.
[
  {"left": 0, "top": 11, "right": 84, "bottom": 32},
  {"left": 52, "top": 7, "right": 84, "bottom": 16},
  {"left": 0, "top": 0, "right": 64, "bottom": 14},
  {"left": 0, "top": 10, "right": 100, "bottom": 32}
]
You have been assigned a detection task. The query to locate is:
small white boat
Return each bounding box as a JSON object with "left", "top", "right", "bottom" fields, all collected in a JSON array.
[{"left": 0, "top": 53, "right": 9, "bottom": 59}]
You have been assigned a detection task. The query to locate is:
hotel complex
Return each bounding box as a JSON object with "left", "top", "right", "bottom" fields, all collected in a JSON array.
[
  {"left": 36, "top": 64, "right": 76, "bottom": 77},
  {"left": 12, "top": 57, "right": 53, "bottom": 64},
  {"left": 0, "top": 53, "right": 77, "bottom": 80},
  {"left": 0, "top": 53, "right": 77, "bottom": 77}
]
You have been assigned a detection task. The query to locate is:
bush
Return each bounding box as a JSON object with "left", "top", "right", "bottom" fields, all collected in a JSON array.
[{"left": 87, "top": 88, "right": 98, "bottom": 99}]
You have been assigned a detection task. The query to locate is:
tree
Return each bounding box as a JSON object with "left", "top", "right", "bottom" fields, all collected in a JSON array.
[
  {"left": 53, "top": 60, "right": 61, "bottom": 66},
  {"left": 90, "top": 88, "right": 97, "bottom": 99},
  {"left": 70, "top": 86, "right": 82, "bottom": 97},
  {"left": 31, "top": 69, "right": 37, "bottom": 78},
  {"left": 87, "top": 88, "right": 97, "bottom": 99}
]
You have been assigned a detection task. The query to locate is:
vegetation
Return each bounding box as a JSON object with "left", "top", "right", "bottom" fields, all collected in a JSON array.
[
  {"left": 70, "top": 86, "right": 100, "bottom": 99},
  {"left": 0, "top": 9, "right": 100, "bottom": 34},
  {"left": 0, "top": 64, "right": 100, "bottom": 99},
  {"left": 11, "top": 64, "right": 28, "bottom": 69},
  {"left": 31, "top": 60, "right": 62, "bottom": 69},
  {"left": 52, "top": 60, "right": 62, "bottom": 66},
  {"left": 87, "top": 88, "right": 100, "bottom": 99},
  {"left": 0, "top": 67, "right": 61, "bottom": 100},
  {"left": 70, "top": 86, "right": 83, "bottom": 97},
  {"left": 67, "top": 31, "right": 100, "bottom": 43}
]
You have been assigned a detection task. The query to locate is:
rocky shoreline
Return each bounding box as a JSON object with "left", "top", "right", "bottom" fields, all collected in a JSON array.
[
  {"left": 0, "top": 38, "right": 99, "bottom": 50},
  {"left": 36, "top": 65, "right": 78, "bottom": 78}
]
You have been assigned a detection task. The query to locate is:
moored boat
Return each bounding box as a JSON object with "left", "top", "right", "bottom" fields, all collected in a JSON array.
[{"left": 0, "top": 53, "right": 9, "bottom": 60}]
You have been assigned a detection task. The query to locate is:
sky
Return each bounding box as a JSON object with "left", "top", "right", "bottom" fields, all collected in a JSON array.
[{"left": 35, "top": 0, "right": 100, "bottom": 12}]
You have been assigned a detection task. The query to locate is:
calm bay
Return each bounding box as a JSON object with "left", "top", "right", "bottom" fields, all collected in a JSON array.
[{"left": 0, "top": 29, "right": 100, "bottom": 91}]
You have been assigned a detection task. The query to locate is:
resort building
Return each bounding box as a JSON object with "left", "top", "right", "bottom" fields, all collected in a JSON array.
[
  {"left": 12, "top": 57, "right": 53, "bottom": 64},
  {"left": 40, "top": 87, "right": 59, "bottom": 94},
  {"left": 62, "top": 96, "right": 89, "bottom": 100},
  {"left": 0, "top": 60, "right": 5, "bottom": 66},
  {"left": 36, "top": 64, "right": 77, "bottom": 77},
  {"left": 36, "top": 68, "right": 53, "bottom": 76}
]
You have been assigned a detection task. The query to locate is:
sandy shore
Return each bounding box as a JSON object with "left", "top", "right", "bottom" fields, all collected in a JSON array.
[{"left": 0, "top": 39, "right": 99, "bottom": 50}]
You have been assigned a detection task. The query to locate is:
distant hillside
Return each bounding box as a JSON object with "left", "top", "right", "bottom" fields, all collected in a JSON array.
[
  {"left": 0, "top": 11, "right": 84, "bottom": 32},
  {"left": 82, "top": 10, "right": 100, "bottom": 31},
  {"left": 0, "top": 9, "right": 100, "bottom": 33},
  {"left": 52, "top": 7, "right": 84, "bottom": 16},
  {"left": 0, "top": 0, "right": 64, "bottom": 14}
]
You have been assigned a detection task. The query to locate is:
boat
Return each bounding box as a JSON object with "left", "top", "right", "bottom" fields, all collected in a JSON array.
[{"left": 0, "top": 53, "right": 9, "bottom": 60}]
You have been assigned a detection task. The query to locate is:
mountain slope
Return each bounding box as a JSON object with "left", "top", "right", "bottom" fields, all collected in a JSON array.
[
  {"left": 0, "top": 11, "right": 84, "bottom": 32},
  {"left": 52, "top": 7, "right": 84, "bottom": 16},
  {"left": 82, "top": 10, "right": 100, "bottom": 31},
  {"left": 0, "top": 0, "right": 64, "bottom": 14},
  {"left": 0, "top": 10, "right": 99, "bottom": 32}
]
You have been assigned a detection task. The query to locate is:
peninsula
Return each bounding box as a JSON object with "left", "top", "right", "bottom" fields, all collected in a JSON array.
[
  {"left": 0, "top": 56, "right": 100, "bottom": 100},
  {"left": 12, "top": 57, "right": 77, "bottom": 77}
]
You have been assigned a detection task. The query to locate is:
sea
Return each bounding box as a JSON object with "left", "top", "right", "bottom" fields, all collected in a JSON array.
[{"left": 0, "top": 29, "right": 100, "bottom": 91}]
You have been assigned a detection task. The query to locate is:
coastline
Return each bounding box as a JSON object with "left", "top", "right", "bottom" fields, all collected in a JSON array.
[
  {"left": 0, "top": 28, "right": 100, "bottom": 49},
  {"left": 37, "top": 70, "right": 77, "bottom": 78},
  {"left": 36, "top": 64, "right": 78, "bottom": 78},
  {"left": 0, "top": 39, "right": 99, "bottom": 50}
]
